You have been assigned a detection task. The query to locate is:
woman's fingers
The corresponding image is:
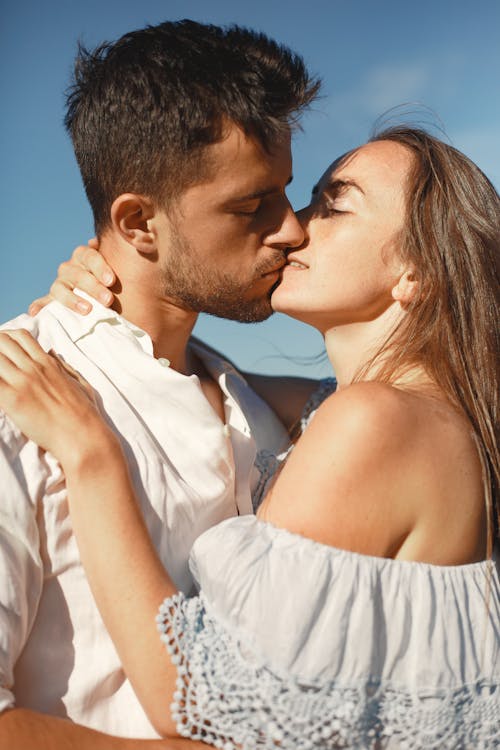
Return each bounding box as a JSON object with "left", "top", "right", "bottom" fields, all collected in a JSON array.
[
  {"left": 87, "top": 237, "right": 100, "bottom": 250},
  {"left": 28, "top": 240, "right": 116, "bottom": 317},
  {"left": 48, "top": 278, "right": 93, "bottom": 314},
  {"left": 0, "top": 331, "right": 93, "bottom": 400},
  {"left": 0, "top": 331, "right": 92, "bottom": 408},
  {"left": 0, "top": 330, "right": 103, "bottom": 459},
  {"left": 28, "top": 295, "right": 52, "bottom": 317},
  {"left": 50, "top": 351, "right": 98, "bottom": 405},
  {"left": 29, "top": 279, "right": 92, "bottom": 316},
  {"left": 0, "top": 332, "right": 55, "bottom": 440},
  {"left": 0, "top": 329, "right": 50, "bottom": 371},
  {"left": 55, "top": 254, "right": 114, "bottom": 306},
  {"left": 71, "top": 242, "right": 115, "bottom": 287}
]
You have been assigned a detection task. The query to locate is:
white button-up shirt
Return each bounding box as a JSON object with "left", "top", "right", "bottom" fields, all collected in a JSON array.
[{"left": 0, "top": 298, "right": 289, "bottom": 737}]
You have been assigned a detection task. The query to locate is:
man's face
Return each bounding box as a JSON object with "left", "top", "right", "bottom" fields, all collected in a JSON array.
[{"left": 152, "top": 124, "right": 304, "bottom": 322}]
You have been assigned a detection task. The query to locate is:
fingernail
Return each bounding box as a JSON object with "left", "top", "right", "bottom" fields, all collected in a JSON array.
[
  {"left": 100, "top": 290, "right": 113, "bottom": 305},
  {"left": 102, "top": 272, "right": 114, "bottom": 285},
  {"left": 77, "top": 301, "right": 91, "bottom": 314}
]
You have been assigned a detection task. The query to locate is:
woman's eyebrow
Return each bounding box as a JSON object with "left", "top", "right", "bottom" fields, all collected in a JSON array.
[
  {"left": 327, "top": 178, "right": 365, "bottom": 196},
  {"left": 311, "top": 177, "right": 365, "bottom": 198}
]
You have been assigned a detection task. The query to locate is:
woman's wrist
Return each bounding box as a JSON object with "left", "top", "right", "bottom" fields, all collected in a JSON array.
[{"left": 56, "top": 422, "right": 124, "bottom": 476}]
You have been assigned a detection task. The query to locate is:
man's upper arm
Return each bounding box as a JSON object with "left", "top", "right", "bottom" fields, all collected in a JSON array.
[
  {"left": 0, "top": 424, "right": 44, "bottom": 713},
  {"left": 242, "top": 373, "right": 321, "bottom": 432}
]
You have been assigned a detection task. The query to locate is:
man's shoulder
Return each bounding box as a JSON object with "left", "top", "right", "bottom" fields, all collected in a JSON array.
[
  {"left": 1, "top": 302, "right": 65, "bottom": 340},
  {"left": 0, "top": 311, "right": 39, "bottom": 335},
  {"left": 1, "top": 300, "right": 103, "bottom": 354}
]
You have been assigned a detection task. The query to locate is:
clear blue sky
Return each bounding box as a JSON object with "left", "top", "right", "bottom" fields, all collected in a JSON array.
[{"left": 1, "top": 0, "right": 499, "bottom": 377}]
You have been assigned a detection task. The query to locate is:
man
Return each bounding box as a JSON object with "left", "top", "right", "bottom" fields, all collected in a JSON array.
[{"left": 0, "top": 19, "right": 321, "bottom": 748}]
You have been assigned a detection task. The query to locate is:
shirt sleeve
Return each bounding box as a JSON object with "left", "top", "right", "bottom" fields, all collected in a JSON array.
[{"left": 0, "top": 418, "right": 45, "bottom": 713}]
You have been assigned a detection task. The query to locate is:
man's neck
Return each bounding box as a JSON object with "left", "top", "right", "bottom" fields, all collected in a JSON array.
[
  {"left": 114, "top": 291, "right": 198, "bottom": 373},
  {"left": 100, "top": 241, "right": 198, "bottom": 374}
]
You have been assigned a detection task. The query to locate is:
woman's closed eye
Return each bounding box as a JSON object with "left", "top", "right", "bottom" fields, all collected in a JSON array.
[
  {"left": 324, "top": 197, "right": 351, "bottom": 214},
  {"left": 312, "top": 194, "right": 352, "bottom": 218}
]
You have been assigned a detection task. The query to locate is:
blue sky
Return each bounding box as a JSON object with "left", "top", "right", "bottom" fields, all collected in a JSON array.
[{"left": 1, "top": 0, "right": 499, "bottom": 377}]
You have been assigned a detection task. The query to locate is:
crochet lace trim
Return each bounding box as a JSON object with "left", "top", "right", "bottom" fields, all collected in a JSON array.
[{"left": 157, "top": 593, "right": 500, "bottom": 750}]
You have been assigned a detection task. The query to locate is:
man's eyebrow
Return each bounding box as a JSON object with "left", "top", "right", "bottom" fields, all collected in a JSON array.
[{"left": 232, "top": 175, "right": 293, "bottom": 202}]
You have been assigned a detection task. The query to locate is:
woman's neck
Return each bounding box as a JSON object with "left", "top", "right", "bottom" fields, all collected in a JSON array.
[{"left": 323, "top": 303, "right": 431, "bottom": 390}]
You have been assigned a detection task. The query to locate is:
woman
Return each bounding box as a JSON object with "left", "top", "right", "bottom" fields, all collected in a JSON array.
[{"left": 1, "top": 127, "right": 499, "bottom": 748}]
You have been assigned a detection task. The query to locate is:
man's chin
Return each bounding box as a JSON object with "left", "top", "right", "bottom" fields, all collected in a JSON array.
[{"left": 215, "top": 301, "right": 274, "bottom": 324}]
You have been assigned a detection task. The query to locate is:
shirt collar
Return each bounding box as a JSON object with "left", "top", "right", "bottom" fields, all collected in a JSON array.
[
  {"left": 46, "top": 293, "right": 245, "bottom": 377},
  {"left": 46, "top": 290, "right": 154, "bottom": 355}
]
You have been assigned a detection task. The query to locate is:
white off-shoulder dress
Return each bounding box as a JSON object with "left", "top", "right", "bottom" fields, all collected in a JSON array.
[{"left": 157, "top": 515, "right": 500, "bottom": 749}]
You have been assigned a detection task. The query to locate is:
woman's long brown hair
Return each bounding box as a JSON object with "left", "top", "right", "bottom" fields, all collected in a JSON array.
[{"left": 358, "top": 126, "right": 499, "bottom": 549}]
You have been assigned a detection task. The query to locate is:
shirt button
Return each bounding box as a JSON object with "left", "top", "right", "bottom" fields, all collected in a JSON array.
[
  {"left": 222, "top": 424, "right": 230, "bottom": 437},
  {"left": 132, "top": 329, "right": 146, "bottom": 337},
  {"left": 158, "top": 357, "right": 171, "bottom": 367}
]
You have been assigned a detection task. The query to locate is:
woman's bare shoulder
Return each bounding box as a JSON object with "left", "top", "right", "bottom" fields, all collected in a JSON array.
[
  {"left": 260, "top": 381, "right": 486, "bottom": 563},
  {"left": 260, "top": 382, "right": 421, "bottom": 554},
  {"left": 301, "top": 381, "right": 423, "bottom": 464}
]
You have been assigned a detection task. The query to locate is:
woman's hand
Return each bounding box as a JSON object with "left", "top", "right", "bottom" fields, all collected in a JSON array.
[
  {"left": 0, "top": 333, "right": 184, "bottom": 735},
  {"left": 29, "top": 238, "right": 116, "bottom": 316},
  {"left": 0, "top": 329, "right": 117, "bottom": 466}
]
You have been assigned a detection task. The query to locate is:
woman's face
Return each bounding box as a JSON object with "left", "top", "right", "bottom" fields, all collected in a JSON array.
[{"left": 271, "top": 140, "right": 414, "bottom": 332}]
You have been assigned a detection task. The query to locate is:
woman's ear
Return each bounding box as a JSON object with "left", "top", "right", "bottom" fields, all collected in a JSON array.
[
  {"left": 392, "top": 267, "right": 419, "bottom": 307},
  {"left": 110, "top": 194, "right": 156, "bottom": 254}
]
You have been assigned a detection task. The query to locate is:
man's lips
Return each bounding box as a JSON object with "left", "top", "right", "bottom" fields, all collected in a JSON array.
[{"left": 260, "top": 262, "right": 286, "bottom": 278}]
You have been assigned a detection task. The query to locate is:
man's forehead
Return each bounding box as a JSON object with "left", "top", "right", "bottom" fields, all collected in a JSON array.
[
  {"left": 187, "top": 126, "right": 293, "bottom": 197},
  {"left": 210, "top": 123, "right": 292, "bottom": 164}
]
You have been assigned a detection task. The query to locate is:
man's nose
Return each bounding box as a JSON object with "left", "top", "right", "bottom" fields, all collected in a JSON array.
[
  {"left": 295, "top": 204, "right": 311, "bottom": 225},
  {"left": 292, "top": 204, "right": 312, "bottom": 245},
  {"left": 267, "top": 202, "right": 305, "bottom": 249}
]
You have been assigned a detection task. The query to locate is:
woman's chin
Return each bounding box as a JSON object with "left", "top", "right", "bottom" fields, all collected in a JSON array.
[
  {"left": 269, "top": 288, "right": 295, "bottom": 315},
  {"left": 270, "top": 294, "right": 312, "bottom": 326}
]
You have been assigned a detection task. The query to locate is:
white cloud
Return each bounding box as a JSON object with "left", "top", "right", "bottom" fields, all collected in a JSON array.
[
  {"left": 319, "top": 50, "right": 473, "bottom": 140},
  {"left": 361, "top": 63, "right": 431, "bottom": 114},
  {"left": 325, "top": 60, "right": 432, "bottom": 125}
]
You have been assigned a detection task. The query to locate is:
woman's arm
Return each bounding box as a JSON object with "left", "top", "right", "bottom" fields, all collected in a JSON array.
[
  {"left": 0, "top": 708, "right": 207, "bottom": 749},
  {"left": 0, "top": 331, "right": 183, "bottom": 737}
]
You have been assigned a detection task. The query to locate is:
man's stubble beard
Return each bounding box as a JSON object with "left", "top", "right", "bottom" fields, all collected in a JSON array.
[{"left": 159, "top": 229, "right": 284, "bottom": 323}]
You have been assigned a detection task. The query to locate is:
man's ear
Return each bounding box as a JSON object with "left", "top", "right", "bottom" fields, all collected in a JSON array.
[
  {"left": 392, "top": 267, "right": 419, "bottom": 307},
  {"left": 110, "top": 194, "right": 156, "bottom": 254}
]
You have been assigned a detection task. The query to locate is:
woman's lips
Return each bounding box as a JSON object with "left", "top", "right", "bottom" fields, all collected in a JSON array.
[{"left": 284, "top": 259, "right": 308, "bottom": 270}]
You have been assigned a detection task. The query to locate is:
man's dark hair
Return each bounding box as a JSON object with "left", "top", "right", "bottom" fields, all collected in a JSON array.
[{"left": 64, "top": 19, "right": 320, "bottom": 234}]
